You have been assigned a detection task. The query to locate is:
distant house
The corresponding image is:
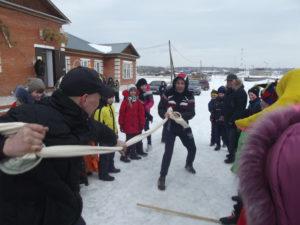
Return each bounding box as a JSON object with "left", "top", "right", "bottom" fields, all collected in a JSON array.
[
  {"left": 0, "top": 0, "right": 70, "bottom": 95},
  {"left": 0, "top": 1, "right": 140, "bottom": 96},
  {"left": 65, "top": 33, "right": 140, "bottom": 86}
]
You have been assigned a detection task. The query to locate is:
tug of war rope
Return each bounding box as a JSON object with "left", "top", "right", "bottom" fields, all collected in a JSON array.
[{"left": 0, "top": 108, "right": 188, "bottom": 175}]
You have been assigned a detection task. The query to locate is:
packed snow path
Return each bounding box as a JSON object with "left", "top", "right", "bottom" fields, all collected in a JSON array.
[{"left": 81, "top": 76, "right": 263, "bottom": 225}]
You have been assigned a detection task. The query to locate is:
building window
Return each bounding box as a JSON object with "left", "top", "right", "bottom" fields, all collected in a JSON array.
[
  {"left": 122, "top": 61, "right": 133, "bottom": 80},
  {"left": 65, "top": 56, "right": 71, "bottom": 73},
  {"left": 94, "top": 60, "right": 103, "bottom": 74},
  {"left": 80, "top": 58, "right": 90, "bottom": 68}
]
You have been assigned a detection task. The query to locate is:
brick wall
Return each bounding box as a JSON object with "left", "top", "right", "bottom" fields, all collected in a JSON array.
[{"left": 0, "top": 6, "right": 62, "bottom": 95}]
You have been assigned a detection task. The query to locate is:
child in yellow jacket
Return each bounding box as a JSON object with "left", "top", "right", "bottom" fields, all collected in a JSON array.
[{"left": 94, "top": 88, "right": 120, "bottom": 181}]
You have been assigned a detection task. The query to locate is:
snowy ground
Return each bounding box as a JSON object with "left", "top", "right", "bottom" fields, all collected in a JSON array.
[
  {"left": 81, "top": 75, "right": 264, "bottom": 225},
  {"left": 0, "top": 75, "right": 265, "bottom": 224}
]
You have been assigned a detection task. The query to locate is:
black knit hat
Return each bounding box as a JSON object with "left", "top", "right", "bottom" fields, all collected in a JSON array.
[
  {"left": 218, "top": 86, "right": 226, "bottom": 94},
  {"left": 248, "top": 86, "right": 260, "bottom": 98},
  {"left": 60, "top": 67, "right": 105, "bottom": 96},
  {"left": 226, "top": 73, "right": 238, "bottom": 81},
  {"left": 136, "top": 78, "right": 147, "bottom": 89}
]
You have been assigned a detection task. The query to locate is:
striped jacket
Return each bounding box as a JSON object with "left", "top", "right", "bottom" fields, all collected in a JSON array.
[{"left": 158, "top": 88, "right": 195, "bottom": 131}]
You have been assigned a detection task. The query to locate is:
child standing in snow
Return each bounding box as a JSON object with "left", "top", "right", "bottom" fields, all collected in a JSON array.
[
  {"left": 212, "top": 86, "right": 227, "bottom": 151},
  {"left": 94, "top": 88, "right": 121, "bottom": 181},
  {"left": 208, "top": 89, "right": 218, "bottom": 146},
  {"left": 136, "top": 78, "right": 154, "bottom": 153},
  {"left": 119, "top": 84, "right": 145, "bottom": 162}
]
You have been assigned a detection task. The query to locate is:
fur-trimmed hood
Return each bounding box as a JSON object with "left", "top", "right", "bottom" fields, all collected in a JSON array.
[{"left": 239, "top": 104, "right": 300, "bottom": 225}]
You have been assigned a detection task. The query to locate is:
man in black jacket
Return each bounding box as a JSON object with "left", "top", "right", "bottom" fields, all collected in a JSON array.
[
  {"left": 0, "top": 67, "right": 124, "bottom": 225},
  {"left": 157, "top": 73, "right": 197, "bottom": 191},
  {"left": 223, "top": 74, "right": 247, "bottom": 164}
]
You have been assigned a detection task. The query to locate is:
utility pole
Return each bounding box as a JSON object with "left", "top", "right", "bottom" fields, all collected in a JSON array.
[
  {"left": 169, "top": 40, "right": 175, "bottom": 82},
  {"left": 199, "top": 60, "right": 202, "bottom": 73}
]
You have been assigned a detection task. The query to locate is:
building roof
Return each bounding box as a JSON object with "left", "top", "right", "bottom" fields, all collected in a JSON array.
[
  {"left": 66, "top": 33, "right": 105, "bottom": 55},
  {"left": 0, "top": 0, "right": 70, "bottom": 23},
  {"left": 101, "top": 43, "right": 140, "bottom": 57},
  {"left": 66, "top": 33, "right": 140, "bottom": 58}
]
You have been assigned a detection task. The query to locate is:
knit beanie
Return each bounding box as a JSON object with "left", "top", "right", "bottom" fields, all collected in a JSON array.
[
  {"left": 136, "top": 78, "right": 147, "bottom": 89},
  {"left": 248, "top": 86, "right": 260, "bottom": 98},
  {"left": 218, "top": 86, "right": 226, "bottom": 94},
  {"left": 210, "top": 89, "right": 218, "bottom": 97},
  {"left": 27, "top": 78, "right": 46, "bottom": 93}
]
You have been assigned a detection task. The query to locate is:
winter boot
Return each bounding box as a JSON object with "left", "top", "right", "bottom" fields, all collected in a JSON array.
[
  {"left": 219, "top": 213, "right": 238, "bottom": 225},
  {"left": 137, "top": 149, "right": 148, "bottom": 157},
  {"left": 224, "top": 155, "right": 235, "bottom": 164},
  {"left": 99, "top": 173, "right": 115, "bottom": 181},
  {"left": 130, "top": 153, "right": 142, "bottom": 160},
  {"left": 158, "top": 176, "right": 166, "bottom": 191},
  {"left": 215, "top": 145, "right": 221, "bottom": 151},
  {"left": 185, "top": 164, "right": 196, "bottom": 174},
  {"left": 109, "top": 166, "right": 121, "bottom": 173},
  {"left": 231, "top": 195, "right": 241, "bottom": 202},
  {"left": 220, "top": 200, "right": 242, "bottom": 224},
  {"left": 120, "top": 155, "right": 131, "bottom": 163}
]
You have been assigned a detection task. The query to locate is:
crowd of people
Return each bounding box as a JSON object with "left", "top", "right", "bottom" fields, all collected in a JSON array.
[
  {"left": 1, "top": 66, "right": 300, "bottom": 225},
  {"left": 208, "top": 70, "right": 300, "bottom": 225}
]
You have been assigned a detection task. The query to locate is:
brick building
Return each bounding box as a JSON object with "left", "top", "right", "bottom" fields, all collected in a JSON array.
[
  {"left": 66, "top": 33, "right": 140, "bottom": 86},
  {"left": 0, "top": 0, "right": 69, "bottom": 95},
  {"left": 0, "top": 0, "right": 140, "bottom": 95}
]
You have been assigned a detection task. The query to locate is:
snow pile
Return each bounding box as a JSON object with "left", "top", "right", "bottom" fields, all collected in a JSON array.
[{"left": 89, "top": 43, "right": 112, "bottom": 54}]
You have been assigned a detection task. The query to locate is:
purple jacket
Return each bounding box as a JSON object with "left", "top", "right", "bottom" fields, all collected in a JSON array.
[{"left": 239, "top": 105, "right": 300, "bottom": 225}]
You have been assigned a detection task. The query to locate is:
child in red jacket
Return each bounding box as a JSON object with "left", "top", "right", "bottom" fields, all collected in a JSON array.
[{"left": 119, "top": 84, "right": 145, "bottom": 162}]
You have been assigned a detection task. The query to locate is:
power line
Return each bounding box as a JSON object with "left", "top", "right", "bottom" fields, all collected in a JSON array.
[
  {"left": 137, "top": 42, "right": 168, "bottom": 51},
  {"left": 171, "top": 44, "right": 197, "bottom": 64}
]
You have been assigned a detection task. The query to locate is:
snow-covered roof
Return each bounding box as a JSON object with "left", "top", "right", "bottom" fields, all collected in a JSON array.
[
  {"left": 101, "top": 43, "right": 140, "bottom": 57},
  {"left": 66, "top": 33, "right": 105, "bottom": 54},
  {"left": 66, "top": 33, "right": 139, "bottom": 58},
  {"left": 88, "top": 44, "right": 112, "bottom": 54}
]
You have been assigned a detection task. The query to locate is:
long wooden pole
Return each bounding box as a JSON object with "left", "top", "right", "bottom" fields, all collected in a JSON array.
[{"left": 137, "top": 203, "right": 221, "bottom": 224}]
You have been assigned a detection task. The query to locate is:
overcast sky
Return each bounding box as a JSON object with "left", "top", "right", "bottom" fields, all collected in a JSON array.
[{"left": 52, "top": 0, "right": 300, "bottom": 68}]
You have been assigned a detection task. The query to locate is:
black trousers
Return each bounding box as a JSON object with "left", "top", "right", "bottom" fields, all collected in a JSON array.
[
  {"left": 226, "top": 126, "right": 240, "bottom": 158},
  {"left": 144, "top": 119, "right": 151, "bottom": 145},
  {"left": 210, "top": 121, "right": 217, "bottom": 144},
  {"left": 115, "top": 91, "right": 120, "bottom": 103},
  {"left": 161, "top": 123, "right": 168, "bottom": 143},
  {"left": 215, "top": 123, "right": 227, "bottom": 146},
  {"left": 160, "top": 127, "right": 197, "bottom": 177},
  {"left": 99, "top": 153, "right": 115, "bottom": 176},
  {"left": 126, "top": 134, "right": 143, "bottom": 156}
]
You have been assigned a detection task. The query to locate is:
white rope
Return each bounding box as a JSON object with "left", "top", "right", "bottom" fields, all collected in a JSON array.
[{"left": 0, "top": 108, "right": 189, "bottom": 174}]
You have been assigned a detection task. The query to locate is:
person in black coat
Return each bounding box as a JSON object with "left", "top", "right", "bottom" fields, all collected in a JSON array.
[
  {"left": 246, "top": 86, "right": 262, "bottom": 116},
  {"left": 0, "top": 67, "right": 125, "bottom": 225},
  {"left": 159, "top": 81, "right": 167, "bottom": 96},
  {"left": 157, "top": 73, "right": 197, "bottom": 191},
  {"left": 208, "top": 89, "right": 218, "bottom": 146},
  {"left": 212, "top": 86, "right": 227, "bottom": 151},
  {"left": 223, "top": 74, "right": 247, "bottom": 164}
]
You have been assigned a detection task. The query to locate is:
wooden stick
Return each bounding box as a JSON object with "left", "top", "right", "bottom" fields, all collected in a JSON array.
[{"left": 137, "top": 203, "right": 221, "bottom": 224}]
